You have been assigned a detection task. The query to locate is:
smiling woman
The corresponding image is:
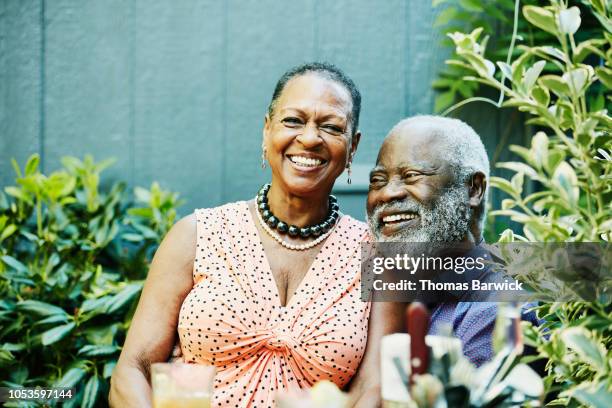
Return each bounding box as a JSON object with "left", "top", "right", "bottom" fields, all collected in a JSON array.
[
  {"left": 109, "top": 62, "right": 401, "bottom": 408},
  {"left": 263, "top": 63, "right": 360, "bottom": 199}
]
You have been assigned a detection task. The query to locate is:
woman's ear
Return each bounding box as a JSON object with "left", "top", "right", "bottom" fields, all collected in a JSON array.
[
  {"left": 263, "top": 114, "right": 271, "bottom": 145},
  {"left": 468, "top": 171, "right": 487, "bottom": 207},
  {"left": 349, "top": 131, "right": 361, "bottom": 161}
]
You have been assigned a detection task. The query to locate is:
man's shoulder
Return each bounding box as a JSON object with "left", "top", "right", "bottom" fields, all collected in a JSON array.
[
  {"left": 429, "top": 302, "right": 497, "bottom": 367},
  {"left": 455, "top": 301, "right": 498, "bottom": 316},
  {"left": 431, "top": 302, "right": 496, "bottom": 334},
  {"left": 453, "top": 302, "right": 498, "bottom": 333}
]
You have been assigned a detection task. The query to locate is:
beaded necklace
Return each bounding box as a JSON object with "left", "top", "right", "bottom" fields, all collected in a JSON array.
[{"left": 255, "top": 183, "right": 340, "bottom": 251}]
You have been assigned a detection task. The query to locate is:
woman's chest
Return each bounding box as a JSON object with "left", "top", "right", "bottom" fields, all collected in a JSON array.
[{"left": 263, "top": 244, "right": 320, "bottom": 307}]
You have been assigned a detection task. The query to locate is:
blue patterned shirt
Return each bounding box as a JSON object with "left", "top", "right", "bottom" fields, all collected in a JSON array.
[
  {"left": 429, "top": 302, "right": 497, "bottom": 366},
  {"left": 427, "top": 245, "right": 539, "bottom": 367}
]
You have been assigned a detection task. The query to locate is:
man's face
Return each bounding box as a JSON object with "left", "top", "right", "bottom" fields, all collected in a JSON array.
[{"left": 366, "top": 125, "right": 471, "bottom": 242}]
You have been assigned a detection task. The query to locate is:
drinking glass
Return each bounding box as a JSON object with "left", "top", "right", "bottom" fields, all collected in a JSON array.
[
  {"left": 151, "top": 362, "right": 215, "bottom": 408},
  {"left": 277, "top": 381, "right": 348, "bottom": 408}
]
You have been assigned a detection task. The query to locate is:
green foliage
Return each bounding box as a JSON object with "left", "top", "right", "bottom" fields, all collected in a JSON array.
[
  {"left": 446, "top": 0, "right": 611, "bottom": 405},
  {"left": 432, "top": 0, "right": 605, "bottom": 114},
  {"left": 0, "top": 155, "right": 183, "bottom": 407},
  {"left": 521, "top": 303, "right": 612, "bottom": 407}
]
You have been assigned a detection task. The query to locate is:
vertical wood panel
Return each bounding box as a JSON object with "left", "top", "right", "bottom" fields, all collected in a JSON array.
[
  {"left": 43, "top": 0, "right": 131, "bottom": 183},
  {"left": 406, "top": 1, "right": 451, "bottom": 116},
  {"left": 0, "top": 0, "right": 42, "bottom": 186},
  {"left": 317, "top": 0, "right": 407, "bottom": 167},
  {"left": 222, "top": 0, "right": 316, "bottom": 204},
  {"left": 132, "top": 0, "right": 225, "bottom": 211}
]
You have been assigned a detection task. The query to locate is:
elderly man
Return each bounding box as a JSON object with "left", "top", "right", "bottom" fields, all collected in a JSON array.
[{"left": 365, "top": 115, "right": 533, "bottom": 367}]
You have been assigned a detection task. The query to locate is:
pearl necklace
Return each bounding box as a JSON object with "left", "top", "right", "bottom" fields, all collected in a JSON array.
[{"left": 254, "top": 197, "right": 340, "bottom": 251}]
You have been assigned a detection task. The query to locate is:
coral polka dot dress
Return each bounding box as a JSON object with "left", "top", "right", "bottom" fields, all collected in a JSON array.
[{"left": 178, "top": 201, "right": 370, "bottom": 407}]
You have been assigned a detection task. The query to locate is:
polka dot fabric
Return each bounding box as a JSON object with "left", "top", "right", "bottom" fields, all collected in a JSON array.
[{"left": 178, "top": 201, "right": 371, "bottom": 408}]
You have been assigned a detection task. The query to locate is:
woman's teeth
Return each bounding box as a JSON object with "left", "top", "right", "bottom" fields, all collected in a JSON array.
[
  {"left": 289, "top": 155, "right": 323, "bottom": 167},
  {"left": 382, "top": 213, "right": 418, "bottom": 223}
]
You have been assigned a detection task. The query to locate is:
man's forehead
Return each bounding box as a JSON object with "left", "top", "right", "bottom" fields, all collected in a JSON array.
[{"left": 376, "top": 129, "right": 445, "bottom": 168}]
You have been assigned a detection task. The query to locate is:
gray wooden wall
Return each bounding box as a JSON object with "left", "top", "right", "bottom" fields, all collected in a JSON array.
[{"left": 1, "top": 0, "right": 520, "bottom": 222}]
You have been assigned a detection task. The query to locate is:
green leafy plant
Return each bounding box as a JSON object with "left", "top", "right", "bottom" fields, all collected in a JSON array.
[
  {"left": 0, "top": 154, "right": 183, "bottom": 407},
  {"left": 433, "top": 0, "right": 606, "bottom": 243},
  {"left": 445, "top": 0, "right": 611, "bottom": 405},
  {"left": 432, "top": 0, "right": 604, "bottom": 114}
]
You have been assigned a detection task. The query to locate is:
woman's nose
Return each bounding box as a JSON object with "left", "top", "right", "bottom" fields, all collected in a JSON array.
[{"left": 296, "top": 123, "right": 322, "bottom": 148}]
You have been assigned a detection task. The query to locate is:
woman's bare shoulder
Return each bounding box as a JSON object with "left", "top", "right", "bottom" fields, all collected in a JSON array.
[
  {"left": 151, "top": 213, "right": 197, "bottom": 272},
  {"left": 171, "top": 213, "right": 197, "bottom": 244}
]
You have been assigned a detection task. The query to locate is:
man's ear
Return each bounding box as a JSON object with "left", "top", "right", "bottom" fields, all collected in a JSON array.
[{"left": 469, "top": 171, "right": 487, "bottom": 207}]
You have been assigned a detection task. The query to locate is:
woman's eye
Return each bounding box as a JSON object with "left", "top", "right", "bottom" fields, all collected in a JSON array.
[{"left": 282, "top": 117, "right": 303, "bottom": 126}]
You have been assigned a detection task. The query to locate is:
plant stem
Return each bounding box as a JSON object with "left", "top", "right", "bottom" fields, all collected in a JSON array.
[
  {"left": 442, "top": 96, "right": 501, "bottom": 116},
  {"left": 492, "top": 111, "right": 517, "bottom": 165},
  {"left": 36, "top": 195, "right": 42, "bottom": 237},
  {"left": 497, "top": 0, "right": 521, "bottom": 106}
]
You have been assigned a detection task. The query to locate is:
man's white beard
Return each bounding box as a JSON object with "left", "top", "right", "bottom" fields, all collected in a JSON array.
[{"left": 368, "top": 185, "right": 471, "bottom": 243}]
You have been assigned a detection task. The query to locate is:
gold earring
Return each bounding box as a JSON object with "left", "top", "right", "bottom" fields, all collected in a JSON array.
[
  {"left": 347, "top": 162, "right": 352, "bottom": 185},
  {"left": 261, "top": 147, "right": 267, "bottom": 169}
]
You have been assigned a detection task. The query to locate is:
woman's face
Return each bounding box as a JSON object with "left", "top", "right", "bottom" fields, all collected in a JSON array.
[{"left": 263, "top": 74, "right": 360, "bottom": 196}]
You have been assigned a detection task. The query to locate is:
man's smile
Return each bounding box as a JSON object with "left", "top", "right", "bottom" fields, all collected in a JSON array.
[{"left": 379, "top": 210, "right": 421, "bottom": 235}]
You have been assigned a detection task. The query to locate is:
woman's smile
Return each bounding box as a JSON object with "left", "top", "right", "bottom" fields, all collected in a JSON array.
[{"left": 286, "top": 153, "right": 328, "bottom": 172}]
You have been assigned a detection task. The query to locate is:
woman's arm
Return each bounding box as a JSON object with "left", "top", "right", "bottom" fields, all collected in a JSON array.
[
  {"left": 109, "top": 215, "right": 197, "bottom": 408},
  {"left": 347, "top": 301, "right": 406, "bottom": 408}
]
